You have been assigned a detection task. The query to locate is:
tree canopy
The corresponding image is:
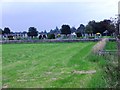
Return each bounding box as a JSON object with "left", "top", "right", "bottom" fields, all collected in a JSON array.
[
  {"left": 27, "top": 27, "right": 38, "bottom": 38},
  {"left": 86, "top": 19, "right": 116, "bottom": 35},
  {"left": 1, "top": 18, "right": 116, "bottom": 37},
  {"left": 0, "top": 28, "right": 3, "bottom": 34},
  {"left": 3, "top": 27, "right": 11, "bottom": 34},
  {"left": 61, "top": 25, "right": 71, "bottom": 36},
  {"left": 77, "top": 24, "right": 85, "bottom": 34},
  {"left": 85, "top": 24, "right": 93, "bottom": 34},
  {"left": 71, "top": 27, "right": 76, "bottom": 33}
]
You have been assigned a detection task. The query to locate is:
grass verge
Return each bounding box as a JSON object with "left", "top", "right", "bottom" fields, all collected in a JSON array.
[{"left": 87, "top": 41, "right": 118, "bottom": 88}]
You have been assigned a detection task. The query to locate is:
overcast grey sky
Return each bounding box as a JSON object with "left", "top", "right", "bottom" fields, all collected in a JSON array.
[{"left": 0, "top": 0, "right": 119, "bottom": 32}]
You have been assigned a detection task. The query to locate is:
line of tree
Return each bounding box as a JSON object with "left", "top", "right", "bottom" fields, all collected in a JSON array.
[{"left": 0, "top": 19, "right": 116, "bottom": 38}]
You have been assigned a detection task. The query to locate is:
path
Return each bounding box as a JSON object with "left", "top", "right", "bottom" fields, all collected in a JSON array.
[{"left": 92, "top": 38, "right": 108, "bottom": 54}]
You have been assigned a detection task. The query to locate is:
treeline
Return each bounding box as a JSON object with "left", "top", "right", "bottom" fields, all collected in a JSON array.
[{"left": 0, "top": 19, "right": 116, "bottom": 38}]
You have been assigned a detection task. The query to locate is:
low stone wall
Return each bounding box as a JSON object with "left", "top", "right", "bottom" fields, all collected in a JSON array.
[
  {"left": 0, "top": 39, "right": 101, "bottom": 44},
  {"left": 108, "top": 38, "right": 116, "bottom": 41}
]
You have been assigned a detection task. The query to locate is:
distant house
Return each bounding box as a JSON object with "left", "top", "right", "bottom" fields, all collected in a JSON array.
[
  {"left": 103, "top": 30, "right": 109, "bottom": 36},
  {"left": 11, "top": 32, "right": 26, "bottom": 39},
  {"left": 1, "top": 32, "right": 28, "bottom": 40},
  {"left": 70, "top": 32, "right": 77, "bottom": 39}
]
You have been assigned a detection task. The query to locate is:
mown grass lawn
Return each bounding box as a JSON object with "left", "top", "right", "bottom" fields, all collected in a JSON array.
[{"left": 2, "top": 42, "right": 106, "bottom": 88}]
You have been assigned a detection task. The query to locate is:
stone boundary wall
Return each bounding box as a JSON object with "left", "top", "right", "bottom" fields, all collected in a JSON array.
[
  {"left": 0, "top": 39, "right": 102, "bottom": 44},
  {"left": 108, "top": 38, "right": 116, "bottom": 41}
]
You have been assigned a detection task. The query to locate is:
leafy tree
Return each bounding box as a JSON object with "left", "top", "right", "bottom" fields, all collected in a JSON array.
[
  {"left": 22, "top": 31, "right": 27, "bottom": 34},
  {"left": 87, "top": 19, "right": 116, "bottom": 36},
  {"left": 85, "top": 24, "right": 93, "bottom": 34},
  {"left": 54, "top": 27, "right": 61, "bottom": 34},
  {"left": 4, "top": 27, "right": 11, "bottom": 34},
  {"left": 49, "top": 27, "right": 60, "bottom": 34},
  {"left": 75, "top": 24, "right": 85, "bottom": 37},
  {"left": 77, "top": 24, "right": 85, "bottom": 34},
  {"left": 71, "top": 27, "right": 76, "bottom": 33},
  {"left": 0, "top": 28, "right": 3, "bottom": 34},
  {"left": 43, "top": 30, "right": 47, "bottom": 34},
  {"left": 97, "top": 19, "right": 115, "bottom": 35},
  {"left": 61, "top": 25, "right": 71, "bottom": 36},
  {"left": 76, "top": 33, "right": 82, "bottom": 37},
  {"left": 43, "top": 34, "right": 47, "bottom": 39},
  {"left": 2, "top": 30, "right": 4, "bottom": 35},
  {"left": 27, "top": 27, "right": 38, "bottom": 38},
  {"left": 107, "top": 24, "right": 115, "bottom": 35},
  {"left": 88, "top": 20, "right": 97, "bottom": 34},
  {"left": 39, "top": 35, "right": 42, "bottom": 39},
  {"left": 8, "top": 35, "right": 14, "bottom": 40}
]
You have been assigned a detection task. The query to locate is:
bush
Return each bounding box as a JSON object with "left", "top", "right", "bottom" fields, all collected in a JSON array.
[
  {"left": 76, "top": 32, "right": 82, "bottom": 37},
  {"left": 39, "top": 35, "right": 42, "bottom": 39},
  {"left": 16, "top": 38, "right": 21, "bottom": 40},
  {"left": 47, "top": 34, "right": 55, "bottom": 39},
  {"left": 8, "top": 35, "right": 14, "bottom": 40},
  {"left": 88, "top": 36, "right": 95, "bottom": 39}
]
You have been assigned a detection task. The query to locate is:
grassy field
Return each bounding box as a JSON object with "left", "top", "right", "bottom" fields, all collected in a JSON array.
[{"left": 2, "top": 42, "right": 108, "bottom": 88}]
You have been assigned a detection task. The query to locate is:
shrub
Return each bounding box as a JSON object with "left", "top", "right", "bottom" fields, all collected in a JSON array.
[
  {"left": 47, "top": 34, "right": 55, "bottom": 39},
  {"left": 8, "top": 35, "right": 14, "bottom": 40},
  {"left": 43, "top": 35, "right": 47, "bottom": 39},
  {"left": 76, "top": 32, "right": 82, "bottom": 37},
  {"left": 39, "top": 35, "right": 42, "bottom": 39},
  {"left": 16, "top": 38, "right": 21, "bottom": 40},
  {"left": 88, "top": 36, "right": 95, "bottom": 39}
]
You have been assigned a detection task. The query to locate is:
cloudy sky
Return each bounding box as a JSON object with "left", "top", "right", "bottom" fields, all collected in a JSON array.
[{"left": 0, "top": 0, "right": 119, "bottom": 32}]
